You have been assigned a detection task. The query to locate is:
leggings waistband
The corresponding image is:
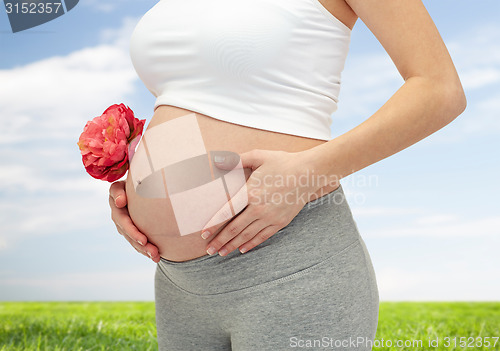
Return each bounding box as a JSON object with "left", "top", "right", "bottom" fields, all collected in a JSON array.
[{"left": 157, "top": 184, "right": 361, "bottom": 295}]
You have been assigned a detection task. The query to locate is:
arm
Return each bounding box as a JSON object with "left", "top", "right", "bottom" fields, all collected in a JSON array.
[
  {"left": 306, "top": 0, "right": 466, "bottom": 182},
  {"left": 202, "top": 0, "right": 466, "bottom": 257}
]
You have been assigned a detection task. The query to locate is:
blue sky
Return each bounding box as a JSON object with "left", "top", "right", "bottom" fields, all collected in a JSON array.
[{"left": 0, "top": 0, "right": 499, "bottom": 301}]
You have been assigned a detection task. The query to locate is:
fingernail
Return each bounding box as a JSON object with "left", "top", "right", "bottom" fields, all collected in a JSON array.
[
  {"left": 147, "top": 251, "right": 153, "bottom": 259},
  {"left": 219, "top": 248, "right": 228, "bottom": 256},
  {"left": 207, "top": 247, "right": 217, "bottom": 255},
  {"left": 137, "top": 239, "right": 144, "bottom": 246},
  {"left": 240, "top": 247, "right": 247, "bottom": 254},
  {"left": 201, "top": 230, "right": 210, "bottom": 239},
  {"left": 115, "top": 195, "right": 122, "bottom": 205},
  {"left": 214, "top": 155, "right": 225, "bottom": 163}
]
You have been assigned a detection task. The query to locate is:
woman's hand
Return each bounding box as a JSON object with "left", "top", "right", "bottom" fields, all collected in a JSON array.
[
  {"left": 109, "top": 181, "right": 161, "bottom": 263},
  {"left": 201, "top": 148, "right": 335, "bottom": 257}
]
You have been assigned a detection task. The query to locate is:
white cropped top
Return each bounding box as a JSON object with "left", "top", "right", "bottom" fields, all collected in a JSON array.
[{"left": 129, "top": 0, "right": 351, "bottom": 141}]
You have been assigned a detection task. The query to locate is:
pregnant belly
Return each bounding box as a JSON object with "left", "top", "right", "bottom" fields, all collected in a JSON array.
[{"left": 125, "top": 105, "right": 328, "bottom": 262}]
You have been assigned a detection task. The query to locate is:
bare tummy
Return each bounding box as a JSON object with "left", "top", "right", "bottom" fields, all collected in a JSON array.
[
  {"left": 124, "top": 1, "right": 356, "bottom": 262},
  {"left": 125, "top": 105, "right": 335, "bottom": 261}
]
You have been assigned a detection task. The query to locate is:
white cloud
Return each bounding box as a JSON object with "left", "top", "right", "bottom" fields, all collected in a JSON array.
[
  {"left": 364, "top": 214, "right": 500, "bottom": 238},
  {"left": 444, "top": 23, "right": 500, "bottom": 92},
  {"left": 100, "top": 16, "right": 141, "bottom": 50},
  {"left": 413, "top": 214, "right": 458, "bottom": 225},
  {"left": 336, "top": 52, "right": 402, "bottom": 125},
  {"left": 1, "top": 8, "right": 499, "bottom": 303},
  {"left": 1, "top": 134, "right": 110, "bottom": 182},
  {"left": 459, "top": 67, "right": 500, "bottom": 90},
  {"left": 456, "top": 92, "right": 500, "bottom": 135},
  {"left": 377, "top": 266, "right": 500, "bottom": 301},
  {"left": 0, "top": 236, "right": 7, "bottom": 251},
  {"left": 0, "top": 268, "right": 156, "bottom": 300},
  {"left": 336, "top": 23, "right": 500, "bottom": 140},
  {"left": 81, "top": 0, "right": 146, "bottom": 14},
  {"left": 0, "top": 18, "right": 140, "bottom": 250},
  {"left": 0, "top": 18, "right": 138, "bottom": 145},
  {"left": 0, "top": 186, "right": 108, "bottom": 236},
  {"left": 436, "top": 24, "right": 500, "bottom": 139},
  {"left": 81, "top": 0, "right": 118, "bottom": 13},
  {"left": 351, "top": 206, "right": 423, "bottom": 217},
  {"left": 0, "top": 45, "right": 137, "bottom": 144}
]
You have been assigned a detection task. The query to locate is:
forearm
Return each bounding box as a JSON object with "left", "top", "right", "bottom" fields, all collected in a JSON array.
[{"left": 305, "top": 76, "right": 466, "bottom": 188}]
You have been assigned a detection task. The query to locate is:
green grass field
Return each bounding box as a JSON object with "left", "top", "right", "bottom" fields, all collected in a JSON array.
[{"left": 0, "top": 302, "right": 498, "bottom": 350}]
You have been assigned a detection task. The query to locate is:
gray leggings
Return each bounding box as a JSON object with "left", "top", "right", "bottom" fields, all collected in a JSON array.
[{"left": 154, "top": 184, "right": 379, "bottom": 350}]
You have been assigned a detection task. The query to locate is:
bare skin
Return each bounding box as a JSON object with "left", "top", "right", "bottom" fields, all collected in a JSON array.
[
  {"left": 122, "top": 108, "right": 332, "bottom": 262},
  {"left": 109, "top": 0, "right": 466, "bottom": 263}
]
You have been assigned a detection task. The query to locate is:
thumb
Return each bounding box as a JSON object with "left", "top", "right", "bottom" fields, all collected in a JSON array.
[
  {"left": 109, "top": 180, "right": 127, "bottom": 208},
  {"left": 212, "top": 149, "right": 264, "bottom": 171},
  {"left": 211, "top": 150, "right": 240, "bottom": 170}
]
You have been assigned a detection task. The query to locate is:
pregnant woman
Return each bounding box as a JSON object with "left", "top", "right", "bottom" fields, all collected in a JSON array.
[{"left": 109, "top": 0, "right": 466, "bottom": 349}]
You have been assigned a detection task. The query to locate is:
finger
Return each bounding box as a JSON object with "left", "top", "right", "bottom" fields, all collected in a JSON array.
[
  {"left": 213, "top": 149, "right": 265, "bottom": 172},
  {"left": 110, "top": 195, "right": 126, "bottom": 233},
  {"left": 108, "top": 189, "right": 160, "bottom": 262},
  {"left": 109, "top": 181, "right": 127, "bottom": 208},
  {"left": 120, "top": 231, "right": 160, "bottom": 262},
  {"left": 121, "top": 233, "right": 145, "bottom": 254},
  {"left": 114, "top": 223, "right": 125, "bottom": 236},
  {"left": 116, "top": 224, "right": 143, "bottom": 251},
  {"left": 112, "top": 207, "right": 160, "bottom": 262},
  {"left": 122, "top": 234, "right": 149, "bottom": 258},
  {"left": 211, "top": 150, "right": 241, "bottom": 170},
  {"left": 120, "top": 216, "right": 149, "bottom": 247},
  {"left": 111, "top": 213, "right": 126, "bottom": 237},
  {"left": 205, "top": 210, "right": 257, "bottom": 256},
  {"left": 144, "top": 242, "right": 161, "bottom": 262},
  {"left": 110, "top": 201, "right": 149, "bottom": 246},
  {"left": 238, "top": 225, "right": 279, "bottom": 254},
  {"left": 217, "top": 219, "right": 268, "bottom": 256},
  {"left": 109, "top": 189, "right": 127, "bottom": 211},
  {"left": 201, "top": 201, "right": 235, "bottom": 239},
  {"left": 201, "top": 183, "right": 251, "bottom": 239}
]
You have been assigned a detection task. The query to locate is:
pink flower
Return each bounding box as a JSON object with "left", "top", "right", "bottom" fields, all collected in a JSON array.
[{"left": 77, "top": 104, "right": 146, "bottom": 182}]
